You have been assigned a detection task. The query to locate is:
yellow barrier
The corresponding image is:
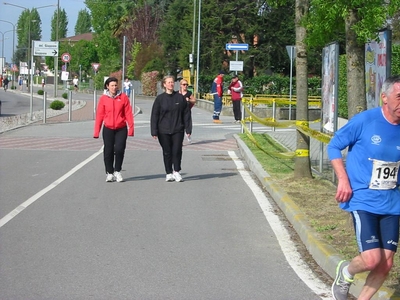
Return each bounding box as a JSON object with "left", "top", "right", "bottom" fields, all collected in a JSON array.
[
  {"left": 205, "top": 93, "right": 321, "bottom": 108},
  {"left": 241, "top": 99, "right": 332, "bottom": 159},
  {"left": 201, "top": 93, "right": 327, "bottom": 158}
]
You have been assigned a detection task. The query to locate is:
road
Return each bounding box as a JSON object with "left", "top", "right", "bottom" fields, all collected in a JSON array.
[
  {"left": 0, "top": 94, "right": 332, "bottom": 299},
  {"left": 0, "top": 83, "right": 94, "bottom": 117}
]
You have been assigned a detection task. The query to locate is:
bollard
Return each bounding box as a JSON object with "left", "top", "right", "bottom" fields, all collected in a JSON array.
[
  {"left": 240, "top": 101, "right": 244, "bottom": 134},
  {"left": 130, "top": 89, "right": 135, "bottom": 114},
  {"left": 249, "top": 101, "right": 253, "bottom": 133},
  {"left": 68, "top": 90, "right": 72, "bottom": 121},
  {"left": 272, "top": 101, "right": 276, "bottom": 132},
  {"left": 43, "top": 92, "right": 47, "bottom": 124},
  {"left": 0, "top": 100, "right": 2, "bottom": 116},
  {"left": 93, "top": 90, "right": 97, "bottom": 120}
]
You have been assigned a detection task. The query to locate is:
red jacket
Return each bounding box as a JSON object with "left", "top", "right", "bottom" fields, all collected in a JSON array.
[
  {"left": 211, "top": 75, "right": 224, "bottom": 97},
  {"left": 228, "top": 79, "right": 243, "bottom": 101},
  {"left": 93, "top": 91, "right": 134, "bottom": 137}
]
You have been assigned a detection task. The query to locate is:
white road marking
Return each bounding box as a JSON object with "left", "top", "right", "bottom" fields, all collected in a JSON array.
[
  {"left": 228, "top": 151, "right": 331, "bottom": 299},
  {"left": 0, "top": 147, "right": 104, "bottom": 228}
]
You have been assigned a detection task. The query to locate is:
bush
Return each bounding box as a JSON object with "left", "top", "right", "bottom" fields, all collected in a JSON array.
[
  {"left": 37, "top": 90, "right": 44, "bottom": 95},
  {"left": 11, "top": 85, "right": 16, "bottom": 90},
  {"left": 50, "top": 100, "right": 65, "bottom": 110},
  {"left": 62, "top": 92, "right": 68, "bottom": 99}
]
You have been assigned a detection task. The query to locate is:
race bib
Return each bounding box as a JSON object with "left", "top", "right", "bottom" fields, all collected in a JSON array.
[{"left": 369, "top": 159, "right": 400, "bottom": 190}]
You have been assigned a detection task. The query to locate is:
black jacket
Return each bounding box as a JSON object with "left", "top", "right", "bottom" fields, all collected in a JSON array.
[{"left": 150, "top": 91, "right": 192, "bottom": 136}]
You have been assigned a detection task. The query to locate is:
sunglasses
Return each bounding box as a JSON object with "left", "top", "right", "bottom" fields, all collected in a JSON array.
[{"left": 181, "top": 83, "right": 188, "bottom": 86}]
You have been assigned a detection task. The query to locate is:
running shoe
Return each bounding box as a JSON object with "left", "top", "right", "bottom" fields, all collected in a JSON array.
[
  {"left": 166, "top": 173, "right": 175, "bottom": 182},
  {"left": 114, "top": 171, "right": 124, "bottom": 182},
  {"left": 173, "top": 171, "right": 183, "bottom": 182},
  {"left": 106, "top": 173, "right": 115, "bottom": 182},
  {"left": 332, "top": 260, "right": 353, "bottom": 300}
]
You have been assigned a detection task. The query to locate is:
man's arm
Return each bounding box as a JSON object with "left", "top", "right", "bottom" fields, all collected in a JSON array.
[{"left": 331, "top": 158, "right": 353, "bottom": 203}]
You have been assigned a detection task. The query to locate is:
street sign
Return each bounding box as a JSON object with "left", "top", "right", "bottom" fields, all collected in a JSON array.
[
  {"left": 61, "top": 71, "right": 69, "bottom": 81},
  {"left": 92, "top": 63, "right": 101, "bottom": 72},
  {"left": 229, "top": 61, "right": 244, "bottom": 72},
  {"left": 33, "top": 41, "right": 59, "bottom": 57},
  {"left": 226, "top": 43, "right": 249, "bottom": 51},
  {"left": 286, "top": 46, "right": 296, "bottom": 62},
  {"left": 61, "top": 53, "right": 71, "bottom": 63}
]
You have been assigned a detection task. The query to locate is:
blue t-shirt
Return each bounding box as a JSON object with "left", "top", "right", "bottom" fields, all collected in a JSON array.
[{"left": 327, "top": 107, "right": 400, "bottom": 214}]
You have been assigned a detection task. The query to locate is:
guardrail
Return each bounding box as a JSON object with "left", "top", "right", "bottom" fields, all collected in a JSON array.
[
  {"left": 203, "top": 93, "right": 321, "bottom": 108},
  {"left": 210, "top": 94, "right": 333, "bottom": 178}
]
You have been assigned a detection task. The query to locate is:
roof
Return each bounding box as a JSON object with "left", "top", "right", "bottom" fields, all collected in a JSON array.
[{"left": 59, "top": 32, "right": 93, "bottom": 42}]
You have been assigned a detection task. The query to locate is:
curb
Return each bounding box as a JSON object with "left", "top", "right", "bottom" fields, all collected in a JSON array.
[{"left": 233, "top": 134, "right": 398, "bottom": 300}]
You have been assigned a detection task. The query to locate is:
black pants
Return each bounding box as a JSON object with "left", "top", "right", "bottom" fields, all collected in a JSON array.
[
  {"left": 233, "top": 100, "right": 241, "bottom": 121},
  {"left": 102, "top": 126, "right": 128, "bottom": 174},
  {"left": 158, "top": 132, "right": 184, "bottom": 174}
]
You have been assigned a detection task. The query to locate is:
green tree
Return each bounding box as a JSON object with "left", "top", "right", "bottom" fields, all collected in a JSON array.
[
  {"left": 390, "top": 12, "right": 400, "bottom": 43},
  {"left": 67, "top": 40, "right": 99, "bottom": 78},
  {"left": 50, "top": 8, "right": 68, "bottom": 41},
  {"left": 159, "top": 0, "right": 192, "bottom": 76},
  {"left": 74, "top": 9, "right": 92, "bottom": 35},
  {"left": 15, "top": 9, "right": 42, "bottom": 65},
  {"left": 307, "top": 0, "right": 400, "bottom": 118},
  {"left": 85, "top": 0, "right": 124, "bottom": 75},
  {"left": 85, "top": 0, "right": 165, "bottom": 79},
  {"left": 392, "top": 45, "right": 400, "bottom": 76},
  {"left": 159, "top": 0, "right": 296, "bottom": 77}
]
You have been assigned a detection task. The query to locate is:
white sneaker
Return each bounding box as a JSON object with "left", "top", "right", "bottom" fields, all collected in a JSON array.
[
  {"left": 166, "top": 173, "right": 175, "bottom": 182},
  {"left": 173, "top": 171, "right": 183, "bottom": 182},
  {"left": 114, "top": 171, "right": 123, "bottom": 182},
  {"left": 106, "top": 173, "right": 115, "bottom": 182}
]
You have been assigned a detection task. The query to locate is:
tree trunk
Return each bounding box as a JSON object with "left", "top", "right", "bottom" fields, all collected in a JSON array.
[
  {"left": 294, "top": 0, "right": 312, "bottom": 179},
  {"left": 345, "top": 9, "right": 366, "bottom": 119}
]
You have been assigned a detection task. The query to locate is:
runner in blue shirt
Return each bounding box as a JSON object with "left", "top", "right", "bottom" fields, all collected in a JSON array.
[{"left": 328, "top": 76, "right": 400, "bottom": 300}]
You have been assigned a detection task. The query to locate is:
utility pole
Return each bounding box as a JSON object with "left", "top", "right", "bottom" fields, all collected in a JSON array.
[{"left": 54, "top": 0, "right": 59, "bottom": 97}]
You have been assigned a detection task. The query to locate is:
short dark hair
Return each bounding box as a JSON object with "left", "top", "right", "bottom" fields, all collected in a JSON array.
[{"left": 104, "top": 77, "right": 118, "bottom": 90}]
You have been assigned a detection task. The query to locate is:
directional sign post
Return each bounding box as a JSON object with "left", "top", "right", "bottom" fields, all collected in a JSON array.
[
  {"left": 33, "top": 41, "right": 59, "bottom": 57},
  {"left": 225, "top": 43, "right": 249, "bottom": 51},
  {"left": 225, "top": 43, "right": 249, "bottom": 74}
]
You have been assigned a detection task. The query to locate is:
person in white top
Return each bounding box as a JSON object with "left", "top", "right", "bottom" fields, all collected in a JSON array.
[
  {"left": 72, "top": 76, "right": 79, "bottom": 92},
  {"left": 123, "top": 77, "right": 133, "bottom": 97}
]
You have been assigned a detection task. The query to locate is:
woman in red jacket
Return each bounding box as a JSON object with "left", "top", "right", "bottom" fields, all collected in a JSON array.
[{"left": 94, "top": 77, "right": 134, "bottom": 182}]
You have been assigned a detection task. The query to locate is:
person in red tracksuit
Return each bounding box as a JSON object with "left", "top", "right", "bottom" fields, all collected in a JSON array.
[
  {"left": 228, "top": 75, "right": 243, "bottom": 123},
  {"left": 94, "top": 77, "right": 134, "bottom": 183},
  {"left": 211, "top": 71, "right": 224, "bottom": 123}
]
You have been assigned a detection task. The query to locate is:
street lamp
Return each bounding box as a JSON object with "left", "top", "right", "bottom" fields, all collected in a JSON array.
[
  {"left": 0, "top": 32, "right": 10, "bottom": 58},
  {"left": 3, "top": 2, "right": 57, "bottom": 66},
  {"left": 0, "top": 20, "right": 16, "bottom": 64},
  {"left": 0, "top": 31, "right": 9, "bottom": 76},
  {"left": 0, "top": 31, "right": 8, "bottom": 58},
  {"left": 195, "top": 0, "right": 202, "bottom": 96},
  {"left": 3, "top": 2, "right": 57, "bottom": 119}
]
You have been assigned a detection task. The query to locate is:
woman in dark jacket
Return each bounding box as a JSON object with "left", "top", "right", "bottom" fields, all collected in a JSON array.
[{"left": 151, "top": 75, "right": 192, "bottom": 182}]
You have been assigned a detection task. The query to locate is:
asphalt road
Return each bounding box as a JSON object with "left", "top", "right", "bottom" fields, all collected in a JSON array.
[
  {"left": 0, "top": 96, "right": 332, "bottom": 299},
  {"left": 0, "top": 83, "right": 94, "bottom": 117}
]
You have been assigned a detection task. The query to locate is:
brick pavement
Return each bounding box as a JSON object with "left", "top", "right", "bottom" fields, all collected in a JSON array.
[{"left": 46, "top": 99, "right": 95, "bottom": 123}]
